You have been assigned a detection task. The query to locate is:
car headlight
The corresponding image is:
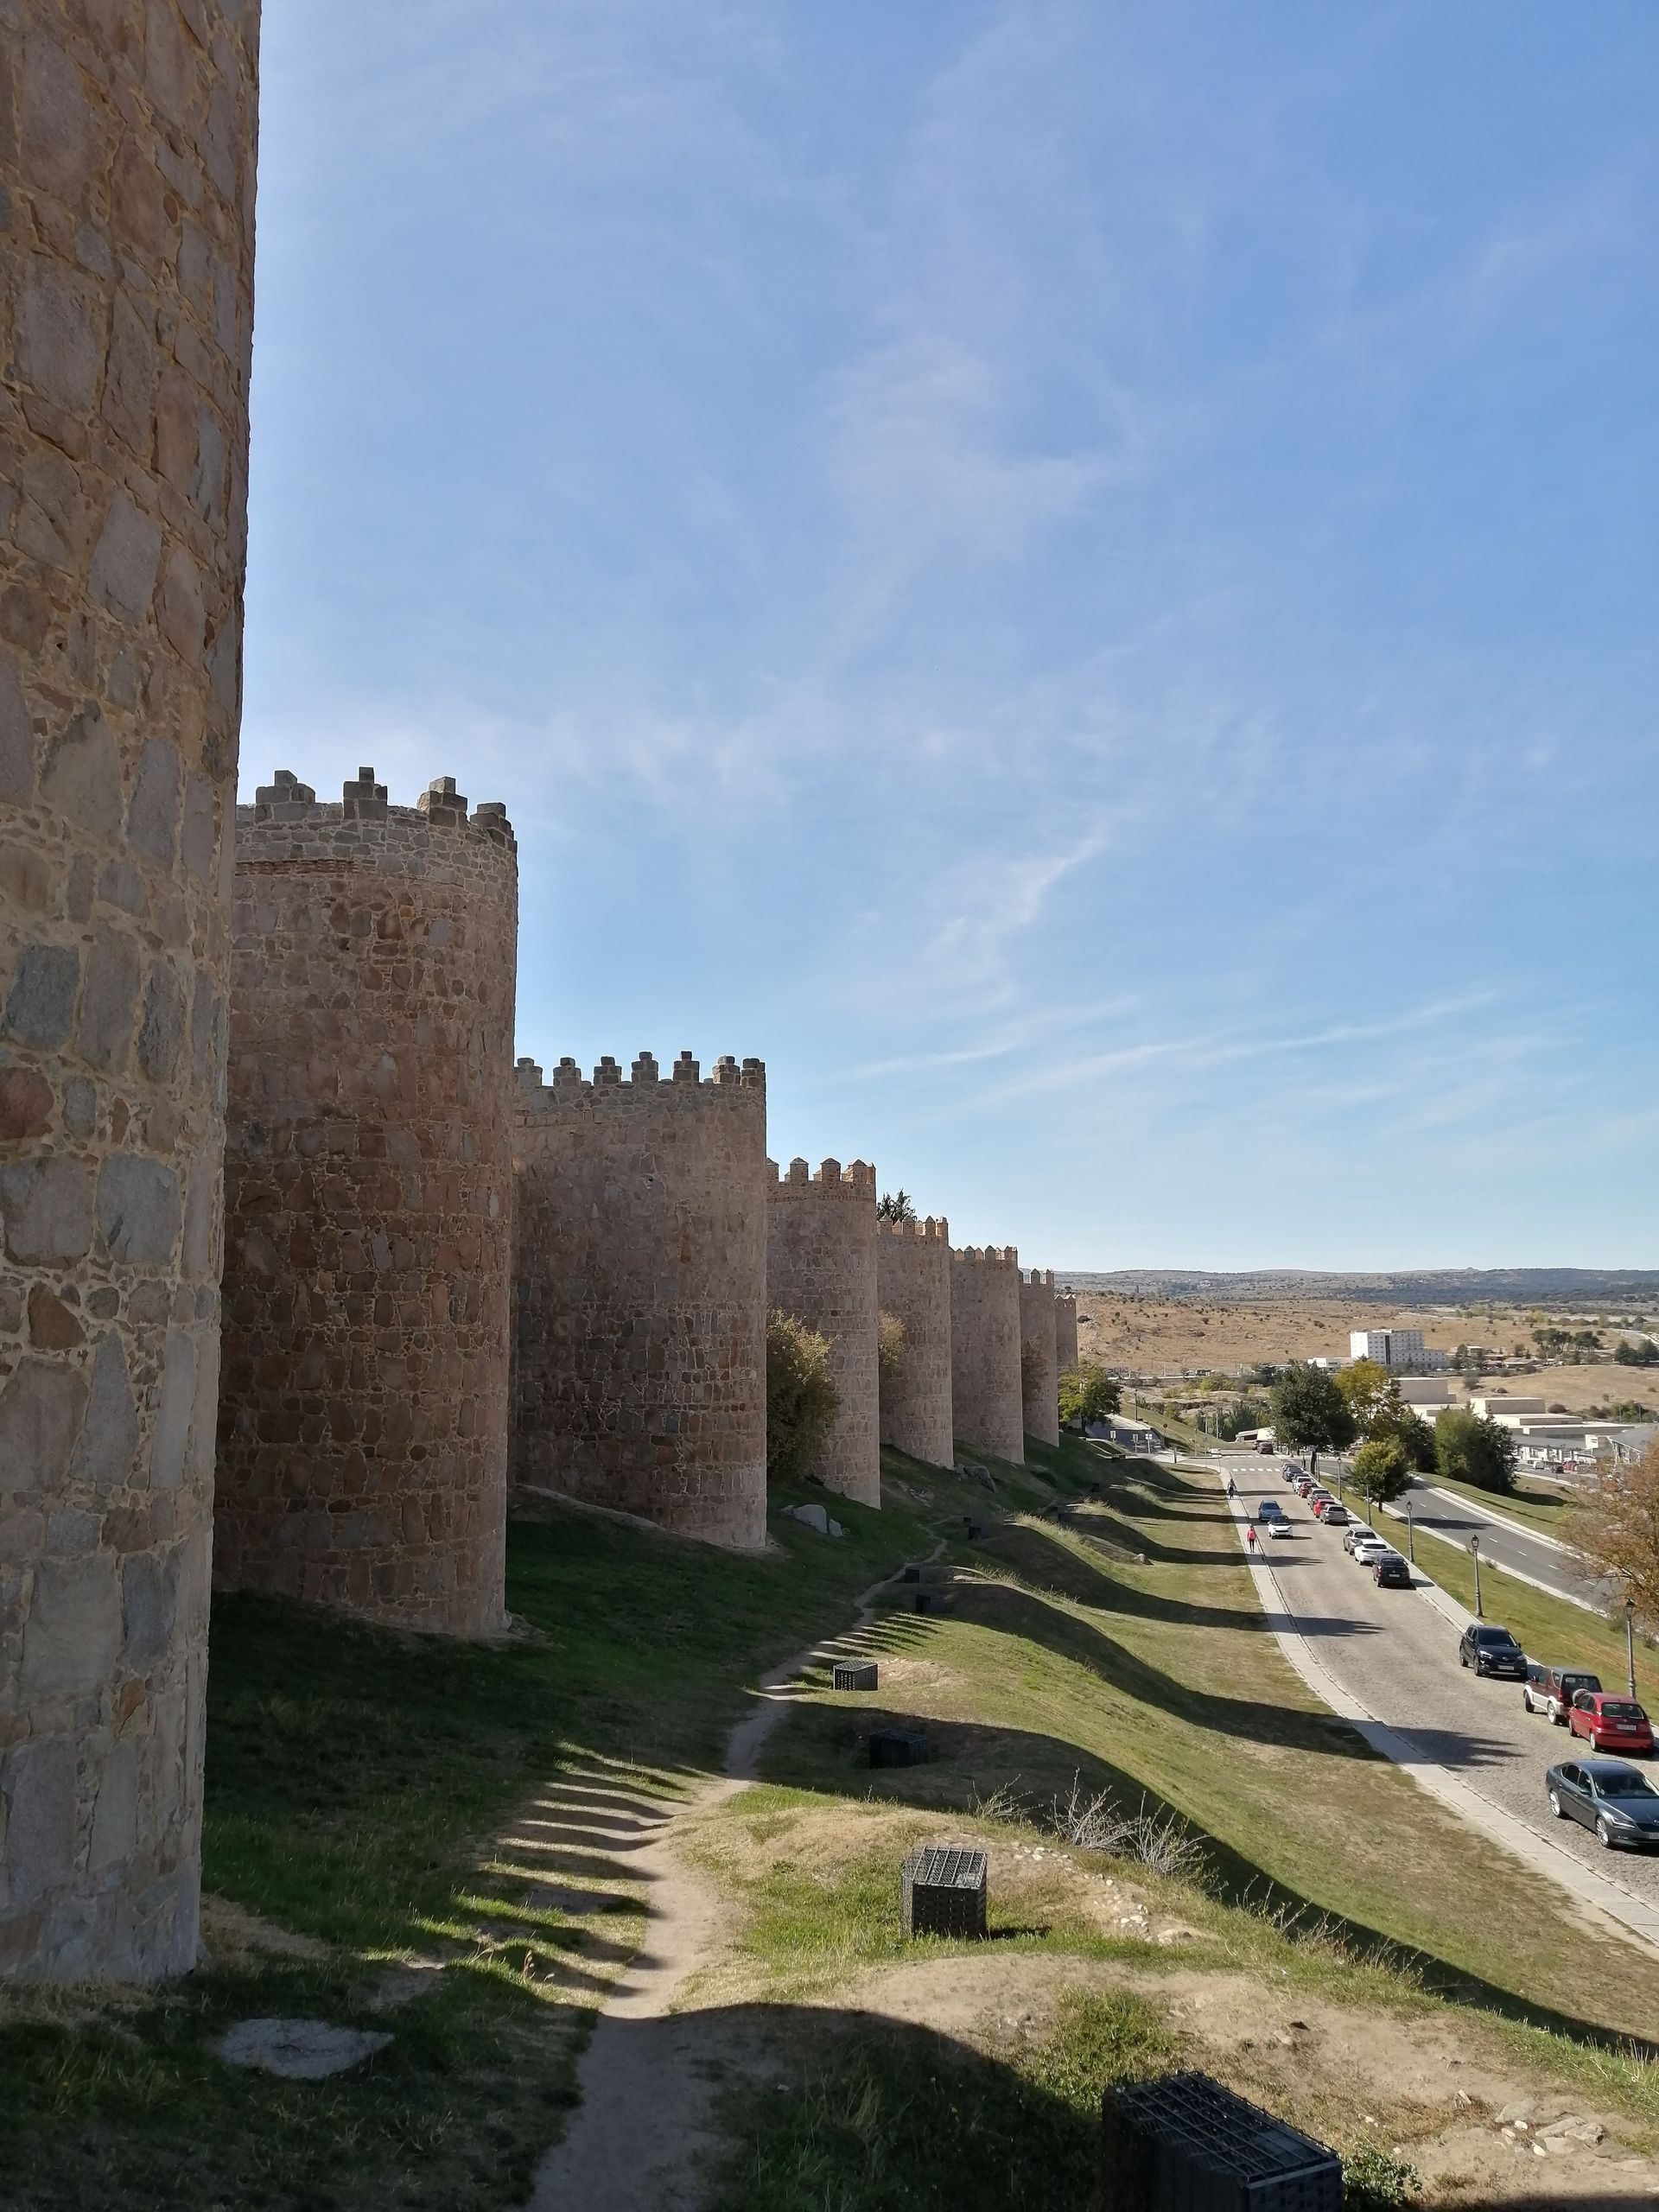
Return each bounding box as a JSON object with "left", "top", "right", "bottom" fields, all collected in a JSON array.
[{"left": 1603, "top": 1806, "right": 1636, "bottom": 1826}]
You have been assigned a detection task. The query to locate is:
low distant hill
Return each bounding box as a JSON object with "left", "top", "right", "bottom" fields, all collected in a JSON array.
[{"left": 1060, "top": 1268, "right": 1659, "bottom": 1306}]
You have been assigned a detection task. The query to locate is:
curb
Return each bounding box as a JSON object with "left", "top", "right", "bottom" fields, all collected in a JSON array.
[{"left": 1213, "top": 1472, "right": 1659, "bottom": 1958}]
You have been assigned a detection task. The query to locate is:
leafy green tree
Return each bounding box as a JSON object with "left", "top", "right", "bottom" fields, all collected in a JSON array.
[
  {"left": 1615, "top": 1338, "right": 1659, "bottom": 1368},
  {"left": 1349, "top": 1436, "right": 1411, "bottom": 1520},
  {"left": 1370, "top": 1400, "right": 1436, "bottom": 1472},
  {"left": 766, "top": 1312, "right": 840, "bottom": 1484},
  {"left": 1269, "top": 1363, "right": 1357, "bottom": 1471},
  {"left": 1336, "top": 1358, "right": 1393, "bottom": 1433},
  {"left": 1217, "top": 1396, "right": 1270, "bottom": 1442},
  {"left": 1059, "top": 1362, "right": 1121, "bottom": 1431},
  {"left": 876, "top": 1308, "right": 906, "bottom": 1382},
  {"left": 875, "top": 1190, "right": 916, "bottom": 1223},
  {"left": 1433, "top": 1407, "right": 1517, "bottom": 1496}
]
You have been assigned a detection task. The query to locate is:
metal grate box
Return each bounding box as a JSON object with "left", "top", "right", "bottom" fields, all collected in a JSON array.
[
  {"left": 901, "top": 1846, "right": 988, "bottom": 1939},
  {"left": 1100, "top": 2071, "right": 1341, "bottom": 2212},
  {"left": 833, "top": 1660, "right": 878, "bottom": 1691},
  {"left": 868, "top": 1727, "right": 930, "bottom": 1769}
]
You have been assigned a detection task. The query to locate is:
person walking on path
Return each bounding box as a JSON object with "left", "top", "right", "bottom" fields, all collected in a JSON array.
[{"left": 1246, "top": 1523, "right": 1258, "bottom": 1555}]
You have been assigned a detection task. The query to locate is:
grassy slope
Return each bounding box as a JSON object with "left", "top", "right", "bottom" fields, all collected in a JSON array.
[
  {"left": 1401, "top": 1516, "right": 1659, "bottom": 1698},
  {"left": 0, "top": 1452, "right": 1072, "bottom": 2212},
  {"left": 1416, "top": 1470, "right": 1577, "bottom": 1542},
  {"left": 688, "top": 1440, "right": 1659, "bottom": 2207}
]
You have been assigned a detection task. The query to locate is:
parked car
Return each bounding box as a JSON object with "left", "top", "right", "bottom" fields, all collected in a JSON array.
[
  {"left": 1310, "top": 1494, "right": 1337, "bottom": 1518},
  {"left": 1546, "top": 1759, "right": 1659, "bottom": 1851},
  {"left": 1294, "top": 1476, "right": 1318, "bottom": 1497},
  {"left": 1541, "top": 1666, "right": 1604, "bottom": 1725},
  {"left": 1373, "top": 1553, "right": 1412, "bottom": 1588},
  {"left": 1342, "top": 1522, "right": 1375, "bottom": 1554},
  {"left": 1522, "top": 1662, "right": 1553, "bottom": 1715},
  {"left": 1352, "top": 1538, "right": 1392, "bottom": 1567},
  {"left": 1569, "top": 1693, "right": 1656, "bottom": 1757},
  {"left": 1459, "top": 1624, "right": 1527, "bottom": 1679},
  {"left": 1321, "top": 1504, "right": 1351, "bottom": 1527}
]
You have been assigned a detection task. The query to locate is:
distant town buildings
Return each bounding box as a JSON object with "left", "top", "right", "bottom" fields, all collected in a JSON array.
[{"left": 1349, "top": 1327, "right": 1446, "bottom": 1371}]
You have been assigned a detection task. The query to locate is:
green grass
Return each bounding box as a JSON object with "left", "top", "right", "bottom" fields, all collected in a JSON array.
[
  {"left": 1, "top": 1452, "right": 1079, "bottom": 2212},
  {"left": 1417, "top": 1468, "right": 1578, "bottom": 1541},
  {"left": 1400, "top": 1516, "right": 1659, "bottom": 1700},
  {"left": 692, "top": 1442, "right": 1659, "bottom": 2203}
]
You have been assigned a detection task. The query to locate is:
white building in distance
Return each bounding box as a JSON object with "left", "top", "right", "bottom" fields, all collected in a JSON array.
[{"left": 1350, "top": 1327, "right": 1444, "bottom": 1371}]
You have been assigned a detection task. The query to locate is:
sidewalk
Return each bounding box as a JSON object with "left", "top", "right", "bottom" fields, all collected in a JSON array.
[{"left": 1219, "top": 1482, "right": 1659, "bottom": 1957}]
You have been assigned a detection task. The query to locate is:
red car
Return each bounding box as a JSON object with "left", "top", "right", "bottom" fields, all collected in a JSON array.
[
  {"left": 1569, "top": 1692, "right": 1656, "bottom": 1757},
  {"left": 1310, "top": 1494, "right": 1338, "bottom": 1518}
]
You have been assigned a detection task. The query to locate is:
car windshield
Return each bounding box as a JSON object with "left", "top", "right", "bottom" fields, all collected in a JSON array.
[
  {"left": 1602, "top": 1702, "right": 1648, "bottom": 1722},
  {"left": 1475, "top": 1629, "right": 1518, "bottom": 1646},
  {"left": 1594, "top": 1769, "right": 1659, "bottom": 1800}
]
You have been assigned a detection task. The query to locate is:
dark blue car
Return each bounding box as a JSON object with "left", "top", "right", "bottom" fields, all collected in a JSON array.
[{"left": 1546, "top": 1759, "right": 1659, "bottom": 1851}]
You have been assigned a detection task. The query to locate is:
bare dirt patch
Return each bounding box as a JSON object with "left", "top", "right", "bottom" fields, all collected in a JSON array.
[{"left": 845, "top": 1954, "right": 1659, "bottom": 2204}]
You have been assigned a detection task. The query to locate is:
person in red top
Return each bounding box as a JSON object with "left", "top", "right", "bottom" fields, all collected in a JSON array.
[{"left": 1246, "top": 1523, "right": 1258, "bottom": 1554}]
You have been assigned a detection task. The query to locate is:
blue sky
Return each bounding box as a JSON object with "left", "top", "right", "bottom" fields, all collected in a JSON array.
[{"left": 241, "top": 1, "right": 1659, "bottom": 1269}]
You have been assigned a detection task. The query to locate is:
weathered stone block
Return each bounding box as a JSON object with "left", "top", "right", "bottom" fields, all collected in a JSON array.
[
  {"left": 1, "top": 1156, "right": 94, "bottom": 1264},
  {"left": 97, "top": 1155, "right": 181, "bottom": 1265},
  {"left": 21, "top": 1554, "right": 122, "bottom": 1699}
]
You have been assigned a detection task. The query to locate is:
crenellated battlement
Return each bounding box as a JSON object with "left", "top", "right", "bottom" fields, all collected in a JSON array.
[
  {"left": 514, "top": 1050, "right": 766, "bottom": 1103},
  {"left": 877, "top": 1213, "right": 949, "bottom": 1243},
  {"left": 766, "top": 1155, "right": 876, "bottom": 1200},
  {"left": 238, "top": 766, "right": 518, "bottom": 854},
  {"left": 953, "top": 1244, "right": 1020, "bottom": 1269},
  {"left": 1025, "top": 1267, "right": 1054, "bottom": 1288}
]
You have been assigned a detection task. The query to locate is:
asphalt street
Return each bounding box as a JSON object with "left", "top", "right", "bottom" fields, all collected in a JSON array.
[
  {"left": 1391, "top": 1478, "right": 1608, "bottom": 1611},
  {"left": 1217, "top": 1452, "right": 1659, "bottom": 1910}
]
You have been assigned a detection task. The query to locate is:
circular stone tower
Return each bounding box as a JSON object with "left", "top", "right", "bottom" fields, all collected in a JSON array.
[
  {"left": 766, "top": 1157, "right": 880, "bottom": 1508},
  {"left": 949, "top": 1246, "right": 1025, "bottom": 1465},
  {"left": 512, "top": 1051, "right": 768, "bottom": 1549},
  {"left": 1055, "top": 1290, "right": 1079, "bottom": 1379},
  {"left": 1020, "top": 1268, "right": 1060, "bottom": 1448},
  {"left": 875, "top": 1213, "right": 953, "bottom": 1469},
  {"left": 0, "top": 5, "right": 260, "bottom": 1982},
  {"left": 215, "top": 768, "right": 518, "bottom": 1635}
]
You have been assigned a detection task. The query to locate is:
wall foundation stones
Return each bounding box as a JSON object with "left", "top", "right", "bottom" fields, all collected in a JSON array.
[
  {"left": 1020, "top": 1267, "right": 1060, "bottom": 1448},
  {"left": 767, "top": 1157, "right": 880, "bottom": 1507},
  {"left": 949, "top": 1246, "right": 1024, "bottom": 1465},
  {"left": 876, "top": 1214, "right": 952, "bottom": 1467},
  {"left": 214, "top": 771, "right": 518, "bottom": 1636},
  {"left": 0, "top": 1, "right": 261, "bottom": 1982},
  {"left": 512, "top": 1052, "right": 768, "bottom": 1549}
]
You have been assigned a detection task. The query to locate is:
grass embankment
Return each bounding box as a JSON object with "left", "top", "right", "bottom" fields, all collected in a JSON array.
[
  {"left": 1398, "top": 1518, "right": 1659, "bottom": 1698},
  {"left": 1415, "top": 1470, "right": 1578, "bottom": 1542},
  {"left": 691, "top": 1440, "right": 1659, "bottom": 2206},
  {"left": 1, "top": 1450, "right": 1068, "bottom": 2212}
]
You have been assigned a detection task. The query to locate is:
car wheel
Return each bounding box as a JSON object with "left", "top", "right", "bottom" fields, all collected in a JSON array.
[
  {"left": 1459, "top": 1651, "right": 1468, "bottom": 1669},
  {"left": 1548, "top": 1790, "right": 1566, "bottom": 1820},
  {"left": 1596, "top": 1818, "right": 1614, "bottom": 1851}
]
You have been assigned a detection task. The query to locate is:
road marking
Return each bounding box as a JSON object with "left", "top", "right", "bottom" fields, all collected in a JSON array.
[
  {"left": 1410, "top": 1481, "right": 1572, "bottom": 1556},
  {"left": 1378, "top": 1502, "right": 1605, "bottom": 1618},
  {"left": 1216, "top": 1478, "right": 1659, "bottom": 1958}
]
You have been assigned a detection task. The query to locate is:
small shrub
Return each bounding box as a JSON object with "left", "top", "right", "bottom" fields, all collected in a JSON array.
[
  {"left": 1049, "top": 1776, "right": 1203, "bottom": 1877},
  {"left": 766, "top": 1312, "right": 840, "bottom": 1484},
  {"left": 1343, "top": 2143, "right": 1421, "bottom": 2209}
]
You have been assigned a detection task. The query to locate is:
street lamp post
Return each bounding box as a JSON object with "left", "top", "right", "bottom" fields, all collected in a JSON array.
[
  {"left": 1470, "top": 1534, "right": 1483, "bottom": 1619},
  {"left": 1627, "top": 1597, "right": 1637, "bottom": 1700},
  {"left": 1405, "top": 1499, "right": 1414, "bottom": 1564}
]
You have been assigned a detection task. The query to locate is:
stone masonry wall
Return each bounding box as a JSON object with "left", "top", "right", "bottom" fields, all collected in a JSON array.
[
  {"left": 512, "top": 1052, "right": 767, "bottom": 1550},
  {"left": 875, "top": 1213, "right": 952, "bottom": 1468},
  {"left": 1020, "top": 1267, "right": 1059, "bottom": 1448},
  {"left": 1055, "top": 1291, "right": 1078, "bottom": 1377},
  {"left": 0, "top": 3, "right": 260, "bottom": 1983},
  {"left": 215, "top": 769, "right": 518, "bottom": 1636},
  {"left": 766, "top": 1156, "right": 879, "bottom": 1508},
  {"left": 950, "top": 1245, "right": 1024, "bottom": 1465}
]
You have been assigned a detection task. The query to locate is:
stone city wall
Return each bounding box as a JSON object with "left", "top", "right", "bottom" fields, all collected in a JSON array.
[
  {"left": 0, "top": 0, "right": 260, "bottom": 1982},
  {"left": 949, "top": 1245, "right": 1024, "bottom": 1465},
  {"left": 1055, "top": 1290, "right": 1078, "bottom": 1377},
  {"left": 1020, "top": 1267, "right": 1059, "bottom": 1448},
  {"left": 766, "top": 1156, "right": 879, "bottom": 1508},
  {"left": 215, "top": 770, "right": 518, "bottom": 1636},
  {"left": 512, "top": 1052, "right": 767, "bottom": 1550},
  {"left": 875, "top": 1213, "right": 952, "bottom": 1468}
]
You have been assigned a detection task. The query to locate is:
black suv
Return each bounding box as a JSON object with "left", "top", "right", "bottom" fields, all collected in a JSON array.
[
  {"left": 1459, "top": 1624, "right": 1526, "bottom": 1679},
  {"left": 1373, "top": 1553, "right": 1412, "bottom": 1588}
]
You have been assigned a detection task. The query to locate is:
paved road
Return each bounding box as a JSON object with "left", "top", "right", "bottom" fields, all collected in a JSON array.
[
  {"left": 1391, "top": 1478, "right": 1611, "bottom": 1612},
  {"left": 1217, "top": 1453, "right": 1659, "bottom": 1915}
]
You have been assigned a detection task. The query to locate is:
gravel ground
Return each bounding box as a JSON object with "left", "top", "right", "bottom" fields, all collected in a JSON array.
[{"left": 1225, "top": 1459, "right": 1659, "bottom": 1909}]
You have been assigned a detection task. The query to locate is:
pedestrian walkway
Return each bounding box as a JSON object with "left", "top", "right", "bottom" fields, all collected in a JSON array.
[{"left": 1219, "top": 1478, "right": 1659, "bottom": 1957}]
